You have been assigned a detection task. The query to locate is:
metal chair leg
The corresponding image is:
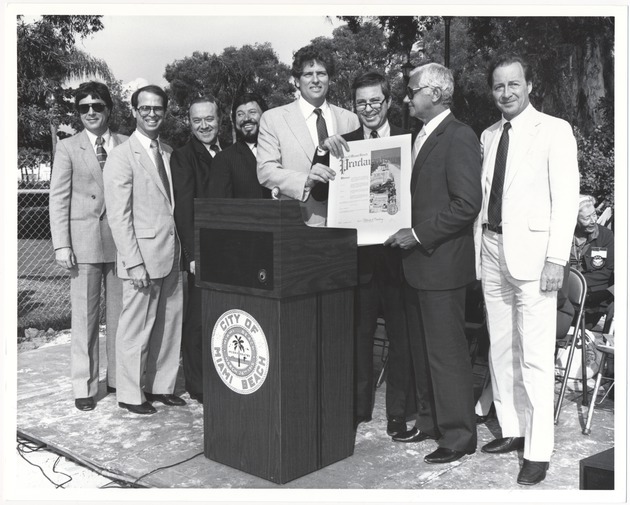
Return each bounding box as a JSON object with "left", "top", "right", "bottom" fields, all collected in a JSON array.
[
  {"left": 555, "top": 328, "right": 580, "bottom": 425},
  {"left": 376, "top": 354, "right": 388, "bottom": 389},
  {"left": 583, "top": 354, "right": 607, "bottom": 435}
]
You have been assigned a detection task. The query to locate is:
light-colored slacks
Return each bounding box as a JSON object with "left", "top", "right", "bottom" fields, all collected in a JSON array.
[
  {"left": 70, "top": 262, "right": 122, "bottom": 398},
  {"left": 481, "top": 230, "right": 556, "bottom": 462}
]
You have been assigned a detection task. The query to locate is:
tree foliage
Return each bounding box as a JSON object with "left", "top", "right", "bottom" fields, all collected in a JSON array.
[
  {"left": 17, "top": 16, "right": 113, "bottom": 150},
  {"left": 162, "top": 43, "right": 295, "bottom": 147}
]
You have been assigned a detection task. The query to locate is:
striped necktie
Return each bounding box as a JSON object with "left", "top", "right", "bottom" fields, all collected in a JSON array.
[{"left": 95, "top": 136, "right": 107, "bottom": 169}]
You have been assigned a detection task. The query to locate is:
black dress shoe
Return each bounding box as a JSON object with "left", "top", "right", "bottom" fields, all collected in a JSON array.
[
  {"left": 75, "top": 397, "right": 95, "bottom": 411},
  {"left": 145, "top": 392, "right": 186, "bottom": 406},
  {"left": 189, "top": 391, "right": 203, "bottom": 404},
  {"left": 424, "top": 447, "right": 470, "bottom": 464},
  {"left": 475, "top": 404, "right": 495, "bottom": 424},
  {"left": 118, "top": 401, "right": 157, "bottom": 415},
  {"left": 517, "top": 459, "right": 549, "bottom": 485},
  {"left": 107, "top": 386, "right": 116, "bottom": 394},
  {"left": 386, "top": 416, "right": 407, "bottom": 436},
  {"left": 481, "top": 436, "right": 525, "bottom": 454},
  {"left": 392, "top": 427, "right": 435, "bottom": 443}
]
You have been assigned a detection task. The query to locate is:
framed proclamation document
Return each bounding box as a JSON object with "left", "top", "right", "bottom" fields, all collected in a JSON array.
[{"left": 327, "top": 134, "right": 412, "bottom": 245}]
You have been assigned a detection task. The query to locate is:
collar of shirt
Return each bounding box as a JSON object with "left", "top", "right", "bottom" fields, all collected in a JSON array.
[
  {"left": 501, "top": 103, "right": 534, "bottom": 132},
  {"left": 246, "top": 141, "right": 256, "bottom": 154},
  {"left": 85, "top": 128, "right": 112, "bottom": 152},
  {"left": 298, "top": 96, "right": 335, "bottom": 148},
  {"left": 298, "top": 95, "right": 331, "bottom": 120},
  {"left": 134, "top": 129, "right": 162, "bottom": 152},
  {"left": 205, "top": 141, "right": 221, "bottom": 156},
  {"left": 422, "top": 108, "right": 451, "bottom": 138},
  {"left": 363, "top": 121, "right": 390, "bottom": 139}
]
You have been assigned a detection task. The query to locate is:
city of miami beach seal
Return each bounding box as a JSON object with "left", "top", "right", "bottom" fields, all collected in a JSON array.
[{"left": 211, "top": 309, "right": 269, "bottom": 394}]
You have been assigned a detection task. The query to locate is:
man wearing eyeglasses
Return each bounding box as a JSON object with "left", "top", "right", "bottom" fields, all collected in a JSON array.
[
  {"left": 104, "top": 85, "right": 185, "bottom": 415},
  {"left": 257, "top": 43, "right": 359, "bottom": 226},
  {"left": 318, "top": 71, "right": 414, "bottom": 436},
  {"left": 384, "top": 63, "right": 481, "bottom": 464},
  {"left": 50, "top": 81, "right": 127, "bottom": 411},
  {"left": 170, "top": 95, "right": 222, "bottom": 404}
]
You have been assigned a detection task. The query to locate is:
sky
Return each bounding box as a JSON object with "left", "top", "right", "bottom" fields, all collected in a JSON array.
[{"left": 77, "top": 15, "right": 346, "bottom": 88}]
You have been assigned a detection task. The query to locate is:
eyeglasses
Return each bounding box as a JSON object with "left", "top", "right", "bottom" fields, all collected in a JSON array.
[
  {"left": 406, "top": 85, "right": 432, "bottom": 100},
  {"left": 78, "top": 103, "right": 106, "bottom": 114},
  {"left": 136, "top": 105, "right": 165, "bottom": 116},
  {"left": 355, "top": 98, "right": 387, "bottom": 112}
]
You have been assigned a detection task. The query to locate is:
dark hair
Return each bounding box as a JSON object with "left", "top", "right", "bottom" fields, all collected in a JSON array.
[
  {"left": 188, "top": 94, "right": 221, "bottom": 118},
  {"left": 74, "top": 81, "right": 113, "bottom": 111},
  {"left": 231, "top": 92, "right": 268, "bottom": 121},
  {"left": 351, "top": 71, "right": 391, "bottom": 103},
  {"left": 291, "top": 44, "right": 335, "bottom": 79},
  {"left": 131, "top": 84, "right": 168, "bottom": 110},
  {"left": 487, "top": 54, "right": 533, "bottom": 87}
]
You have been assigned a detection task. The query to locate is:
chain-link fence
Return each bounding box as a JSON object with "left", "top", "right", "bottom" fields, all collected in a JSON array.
[{"left": 18, "top": 189, "right": 106, "bottom": 336}]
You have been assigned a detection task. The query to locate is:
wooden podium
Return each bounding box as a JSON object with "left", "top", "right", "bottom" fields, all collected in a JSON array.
[{"left": 195, "top": 199, "right": 357, "bottom": 484}]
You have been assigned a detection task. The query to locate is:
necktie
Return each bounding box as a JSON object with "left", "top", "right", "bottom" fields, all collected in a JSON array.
[
  {"left": 370, "top": 130, "right": 379, "bottom": 139},
  {"left": 150, "top": 139, "right": 171, "bottom": 204},
  {"left": 313, "top": 108, "right": 329, "bottom": 147},
  {"left": 209, "top": 144, "right": 220, "bottom": 156},
  {"left": 95, "top": 136, "right": 107, "bottom": 169},
  {"left": 487, "top": 122, "right": 511, "bottom": 227},
  {"left": 413, "top": 128, "right": 426, "bottom": 161}
]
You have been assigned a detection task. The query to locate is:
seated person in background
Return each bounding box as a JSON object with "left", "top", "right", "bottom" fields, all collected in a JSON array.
[{"left": 569, "top": 195, "right": 614, "bottom": 328}]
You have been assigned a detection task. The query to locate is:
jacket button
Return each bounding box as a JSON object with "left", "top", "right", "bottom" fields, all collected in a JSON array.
[
  {"left": 91, "top": 195, "right": 96, "bottom": 199},
  {"left": 99, "top": 216, "right": 104, "bottom": 221}
]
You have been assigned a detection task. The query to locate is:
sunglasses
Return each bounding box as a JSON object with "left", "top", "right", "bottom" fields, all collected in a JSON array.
[
  {"left": 406, "top": 85, "right": 432, "bottom": 100},
  {"left": 78, "top": 103, "right": 107, "bottom": 114}
]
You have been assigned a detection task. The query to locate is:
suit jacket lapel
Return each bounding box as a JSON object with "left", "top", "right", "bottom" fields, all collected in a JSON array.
[
  {"left": 285, "top": 101, "right": 316, "bottom": 159},
  {"left": 412, "top": 113, "right": 454, "bottom": 188},
  {"left": 79, "top": 130, "right": 105, "bottom": 190},
  {"left": 504, "top": 110, "right": 540, "bottom": 193},
  {"left": 130, "top": 134, "right": 172, "bottom": 204}
]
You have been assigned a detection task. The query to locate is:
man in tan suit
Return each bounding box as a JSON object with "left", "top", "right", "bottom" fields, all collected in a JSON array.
[
  {"left": 257, "top": 44, "right": 359, "bottom": 225},
  {"left": 473, "top": 54, "right": 579, "bottom": 485},
  {"left": 50, "top": 81, "right": 126, "bottom": 411},
  {"left": 104, "top": 85, "right": 185, "bottom": 415}
]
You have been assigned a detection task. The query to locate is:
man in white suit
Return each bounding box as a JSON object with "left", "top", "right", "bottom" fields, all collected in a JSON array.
[
  {"left": 474, "top": 54, "right": 579, "bottom": 485},
  {"left": 104, "top": 85, "right": 185, "bottom": 415},
  {"left": 257, "top": 44, "right": 359, "bottom": 225},
  {"left": 50, "top": 81, "right": 126, "bottom": 411}
]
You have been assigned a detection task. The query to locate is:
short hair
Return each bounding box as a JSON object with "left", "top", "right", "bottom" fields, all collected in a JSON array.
[
  {"left": 231, "top": 92, "right": 268, "bottom": 121},
  {"left": 131, "top": 84, "right": 168, "bottom": 110},
  {"left": 74, "top": 81, "right": 113, "bottom": 111},
  {"left": 411, "top": 63, "right": 454, "bottom": 106},
  {"left": 291, "top": 44, "right": 335, "bottom": 79},
  {"left": 351, "top": 71, "right": 391, "bottom": 103},
  {"left": 487, "top": 54, "right": 533, "bottom": 88},
  {"left": 579, "top": 194, "right": 597, "bottom": 211},
  {"left": 188, "top": 94, "right": 221, "bottom": 118}
]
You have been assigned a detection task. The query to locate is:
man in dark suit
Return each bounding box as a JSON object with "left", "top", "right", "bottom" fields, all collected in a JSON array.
[
  {"left": 209, "top": 92, "right": 271, "bottom": 199},
  {"left": 171, "top": 95, "right": 222, "bottom": 403},
  {"left": 104, "top": 85, "right": 185, "bottom": 415},
  {"left": 49, "top": 81, "right": 126, "bottom": 411},
  {"left": 319, "top": 71, "right": 413, "bottom": 435},
  {"left": 385, "top": 63, "right": 482, "bottom": 464}
]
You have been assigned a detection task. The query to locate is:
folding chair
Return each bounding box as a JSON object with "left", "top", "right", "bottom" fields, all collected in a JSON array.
[
  {"left": 583, "top": 335, "right": 614, "bottom": 435},
  {"left": 554, "top": 267, "right": 589, "bottom": 425}
]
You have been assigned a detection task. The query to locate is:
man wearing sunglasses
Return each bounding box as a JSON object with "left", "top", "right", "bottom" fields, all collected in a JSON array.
[
  {"left": 384, "top": 63, "right": 481, "bottom": 464},
  {"left": 50, "top": 81, "right": 127, "bottom": 411},
  {"left": 104, "top": 85, "right": 185, "bottom": 415}
]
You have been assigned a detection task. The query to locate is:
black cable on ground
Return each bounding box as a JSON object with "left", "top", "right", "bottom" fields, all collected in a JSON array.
[
  {"left": 16, "top": 437, "right": 73, "bottom": 488},
  {"left": 132, "top": 451, "right": 205, "bottom": 486}
]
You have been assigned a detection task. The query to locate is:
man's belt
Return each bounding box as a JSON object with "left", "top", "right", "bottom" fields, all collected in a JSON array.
[{"left": 483, "top": 223, "right": 503, "bottom": 234}]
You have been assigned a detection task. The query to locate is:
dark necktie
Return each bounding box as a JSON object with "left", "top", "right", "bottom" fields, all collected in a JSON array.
[
  {"left": 210, "top": 144, "right": 220, "bottom": 154},
  {"left": 313, "top": 108, "right": 329, "bottom": 146},
  {"left": 95, "top": 136, "right": 107, "bottom": 169},
  {"left": 150, "top": 139, "right": 171, "bottom": 204},
  {"left": 370, "top": 130, "right": 379, "bottom": 139},
  {"left": 487, "top": 122, "right": 511, "bottom": 227}
]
